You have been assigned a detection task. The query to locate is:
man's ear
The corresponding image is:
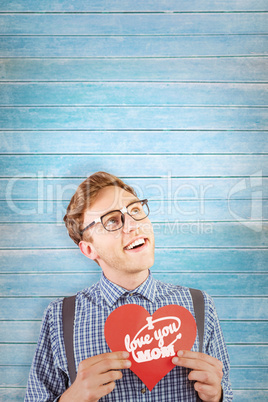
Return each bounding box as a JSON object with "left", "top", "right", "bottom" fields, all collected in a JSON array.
[{"left": 79, "top": 240, "right": 99, "bottom": 261}]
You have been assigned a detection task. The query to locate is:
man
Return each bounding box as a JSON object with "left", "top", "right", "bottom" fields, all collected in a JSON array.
[{"left": 25, "top": 171, "right": 233, "bottom": 401}]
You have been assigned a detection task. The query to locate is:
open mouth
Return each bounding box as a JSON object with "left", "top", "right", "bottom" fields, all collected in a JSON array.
[{"left": 124, "top": 238, "right": 148, "bottom": 252}]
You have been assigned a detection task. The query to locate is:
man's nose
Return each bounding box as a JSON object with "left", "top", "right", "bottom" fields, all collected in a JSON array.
[{"left": 122, "top": 213, "right": 140, "bottom": 233}]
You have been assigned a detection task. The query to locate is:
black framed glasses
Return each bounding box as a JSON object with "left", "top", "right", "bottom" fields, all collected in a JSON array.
[{"left": 80, "top": 199, "right": 150, "bottom": 234}]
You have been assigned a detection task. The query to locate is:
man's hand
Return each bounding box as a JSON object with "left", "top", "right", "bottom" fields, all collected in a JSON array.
[
  {"left": 172, "top": 350, "right": 223, "bottom": 402},
  {"left": 59, "top": 351, "right": 131, "bottom": 402}
]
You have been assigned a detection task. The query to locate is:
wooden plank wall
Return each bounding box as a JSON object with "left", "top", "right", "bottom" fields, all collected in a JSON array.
[{"left": 0, "top": 1, "right": 267, "bottom": 400}]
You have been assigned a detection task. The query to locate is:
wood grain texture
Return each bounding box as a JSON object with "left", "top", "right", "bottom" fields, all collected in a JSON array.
[
  {"left": 1, "top": 131, "right": 268, "bottom": 154},
  {"left": 1, "top": 36, "right": 267, "bottom": 57},
  {"left": 1, "top": 58, "right": 267, "bottom": 82},
  {"left": 1, "top": 0, "right": 268, "bottom": 12},
  {"left": 1, "top": 13, "right": 267, "bottom": 35},
  {"left": 232, "top": 391, "right": 268, "bottom": 401},
  {"left": 1, "top": 83, "right": 267, "bottom": 106},
  {"left": 1, "top": 107, "right": 267, "bottom": 130},
  {"left": 1, "top": 155, "right": 267, "bottom": 177},
  {"left": 1, "top": 177, "right": 268, "bottom": 200}
]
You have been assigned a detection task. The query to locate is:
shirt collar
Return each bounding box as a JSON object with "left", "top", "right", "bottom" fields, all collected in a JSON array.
[{"left": 99, "top": 270, "right": 156, "bottom": 306}]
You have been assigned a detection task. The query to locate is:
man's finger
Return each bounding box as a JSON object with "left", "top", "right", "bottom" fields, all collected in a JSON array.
[
  {"left": 172, "top": 356, "right": 212, "bottom": 371},
  {"left": 173, "top": 350, "right": 223, "bottom": 368},
  {"left": 95, "top": 381, "right": 117, "bottom": 400},
  {"left": 194, "top": 382, "right": 221, "bottom": 400},
  {"left": 100, "top": 369, "right": 124, "bottom": 385},
  {"left": 78, "top": 351, "right": 130, "bottom": 373},
  {"left": 96, "top": 356, "right": 132, "bottom": 374},
  {"left": 188, "top": 369, "right": 219, "bottom": 385},
  {"left": 86, "top": 351, "right": 129, "bottom": 365}
]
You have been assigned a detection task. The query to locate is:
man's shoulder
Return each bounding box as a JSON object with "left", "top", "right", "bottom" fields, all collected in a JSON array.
[
  {"left": 154, "top": 278, "right": 214, "bottom": 305},
  {"left": 154, "top": 278, "right": 192, "bottom": 294},
  {"left": 42, "top": 296, "right": 64, "bottom": 320},
  {"left": 41, "top": 282, "right": 99, "bottom": 322}
]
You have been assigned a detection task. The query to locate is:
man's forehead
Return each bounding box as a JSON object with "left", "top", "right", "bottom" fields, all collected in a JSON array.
[{"left": 84, "top": 186, "right": 138, "bottom": 218}]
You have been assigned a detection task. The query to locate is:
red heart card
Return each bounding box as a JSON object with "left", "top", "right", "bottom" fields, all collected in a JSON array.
[{"left": 104, "top": 304, "right": 196, "bottom": 391}]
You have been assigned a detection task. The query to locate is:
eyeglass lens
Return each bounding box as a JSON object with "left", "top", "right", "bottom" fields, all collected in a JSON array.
[{"left": 102, "top": 200, "right": 149, "bottom": 231}]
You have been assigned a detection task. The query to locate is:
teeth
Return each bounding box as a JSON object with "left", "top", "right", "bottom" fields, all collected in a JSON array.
[{"left": 126, "top": 238, "right": 145, "bottom": 250}]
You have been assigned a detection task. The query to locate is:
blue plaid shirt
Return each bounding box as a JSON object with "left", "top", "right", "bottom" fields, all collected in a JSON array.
[{"left": 25, "top": 272, "right": 233, "bottom": 401}]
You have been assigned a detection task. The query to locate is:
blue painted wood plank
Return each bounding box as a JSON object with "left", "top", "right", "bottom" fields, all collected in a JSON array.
[
  {"left": 1, "top": 58, "right": 267, "bottom": 82},
  {"left": 228, "top": 345, "right": 268, "bottom": 366},
  {"left": 0, "top": 298, "right": 56, "bottom": 320},
  {"left": 0, "top": 0, "right": 267, "bottom": 12},
  {"left": 1, "top": 13, "right": 267, "bottom": 35},
  {"left": 0, "top": 36, "right": 267, "bottom": 57},
  {"left": 210, "top": 298, "right": 268, "bottom": 321},
  {"left": 1, "top": 321, "right": 267, "bottom": 344},
  {"left": 1, "top": 155, "right": 267, "bottom": 177},
  {"left": 1, "top": 297, "right": 266, "bottom": 320},
  {"left": 1, "top": 199, "right": 266, "bottom": 222},
  {"left": 1, "top": 83, "right": 267, "bottom": 106},
  {"left": 2, "top": 177, "right": 268, "bottom": 201},
  {"left": 1, "top": 249, "right": 267, "bottom": 273},
  {"left": 233, "top": 391, "right": 268, "bottom": 402},
  {"left": 230, "top": 368, "right": 268, "bottom": 389},
  {"left": 153, "top": 249, "right": 268, "bottom": 273},
  {"left": 0, "top": 272, "right": 98, "bottom": 296},
  {"left": 0, "top": 365, "right": 30, "bottom": 387},
  {"left": 145, "top": 273, "right": 267, "bottom": 297},
  {"left": 0, "top": 273, "right": 267, "bottom": 296},
  {"left": 0, "top": 389, "right": 27, "bottom": 402},
  {"left": 0, "top": 222, "right": 266, "bottom": 248},
  {"left": 0, "top": 344, "right": 266, "bottom": 366},
  {"left": 1, "top": 107, "right": 267, "bottom": 130},
  {"left": 2, "top": 131, "right": 268, "bottom": 154},
  {"left": 0, "top": 321, "right": 41, "bottom": 343},
  {"left": 221, "top": 322, "right": 268, "bottom": 344}
]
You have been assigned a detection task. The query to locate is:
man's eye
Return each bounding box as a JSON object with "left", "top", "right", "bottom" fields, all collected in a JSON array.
[
  {"left": 105, "top": 216, "right": 120, "bottom": 227},
  {"left": 107, "top": 218, "right": 116, "bottom": 225}
]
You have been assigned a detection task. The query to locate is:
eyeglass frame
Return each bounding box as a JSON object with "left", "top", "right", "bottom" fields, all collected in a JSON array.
[{"left": 80, "top": 198, "right": 149, "bottom": 235}]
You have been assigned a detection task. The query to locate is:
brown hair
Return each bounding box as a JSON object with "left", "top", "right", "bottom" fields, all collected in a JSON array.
[{"left": 63, "top": 171, "right": 137, "bottom": 245}]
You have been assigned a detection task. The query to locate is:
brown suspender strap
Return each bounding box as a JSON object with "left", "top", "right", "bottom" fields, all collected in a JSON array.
[
  {"left": 189, "top": 288, "right": 205, "bottom": 353},
  {"left": 62, "top": 295, "right": 77, "bottom": 385},
  {"left": 62, "top": 289, "right": 205, "bottom": 384}
]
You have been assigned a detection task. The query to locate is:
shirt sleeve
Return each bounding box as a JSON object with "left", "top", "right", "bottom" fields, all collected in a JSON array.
[
  {"left": 204, "top": 292, "right": 233, "bottom": 402},
  {"left": 24, "top": 302, "right": 68, "bottom": 401}
]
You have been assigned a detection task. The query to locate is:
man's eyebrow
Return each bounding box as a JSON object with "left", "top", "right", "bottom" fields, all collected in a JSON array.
[
  {"left": 101, "top": 198, "right": 140, "bottom": 215},
  {"left": 126, "top": 197, "right": 140, "bottom": 206}
]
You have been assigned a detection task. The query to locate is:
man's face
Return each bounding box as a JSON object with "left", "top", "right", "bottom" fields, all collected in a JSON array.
[{"left": 80, "top": 185, "right": 155, "bottom": 287}]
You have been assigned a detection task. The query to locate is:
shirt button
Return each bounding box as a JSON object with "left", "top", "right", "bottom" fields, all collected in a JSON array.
[
  {"left": 129, "top": 293, "right": 134, "bottom": 297},
  {"left": 141, "top": 388, "right": 146, "bottom": 394}
]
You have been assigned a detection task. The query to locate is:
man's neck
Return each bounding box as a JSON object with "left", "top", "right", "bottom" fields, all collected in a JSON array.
[{"left": 103, "top": 270, "right": 149, "bottom": 291}]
